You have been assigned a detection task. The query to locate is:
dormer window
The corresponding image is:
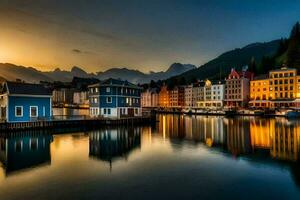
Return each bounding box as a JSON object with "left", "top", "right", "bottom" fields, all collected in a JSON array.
[{"left": 106, "top": 87, "right": 111, "bottom": 93}]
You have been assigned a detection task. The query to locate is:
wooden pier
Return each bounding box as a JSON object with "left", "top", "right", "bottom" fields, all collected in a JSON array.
[{"left": 0, "top": 116, "right": 155, "bottom": 132}]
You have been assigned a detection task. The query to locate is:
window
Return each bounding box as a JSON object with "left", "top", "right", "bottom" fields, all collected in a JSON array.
[
  {"left": 94, "top": 98, "right": 98, "bottom": 103},
  {"left": 104, "top": 108, "right": 107, "bottom": 114},
  {"left": 15, "top": 106, "right": 23, "bottom": 117},
  {"left": 108, "top": 109, "right": 111, "bottom": 115},
  {"left": 30, "top": 106, "right": 38, "bottom": 117},
  {"left": 107, "top": 97, "right": 112, "bottom": 103},
  {"left": 106, "top": 87, "right": 111, "bottom": 93},
  {"left": 95, "top": 88, "right": 98, "bottom": 93}
]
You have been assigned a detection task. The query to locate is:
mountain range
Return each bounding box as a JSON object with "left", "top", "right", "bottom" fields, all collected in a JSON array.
[
  {"left": 0, "top": 39, "right": 282, "bottom": 85},
  {"left": 0, "top": 63, "right": 196, "bottom": 84}
]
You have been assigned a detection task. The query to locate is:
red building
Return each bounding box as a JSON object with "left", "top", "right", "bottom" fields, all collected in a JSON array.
[{"left": 224, "top": 68, "right": 254, "bottom": 108}]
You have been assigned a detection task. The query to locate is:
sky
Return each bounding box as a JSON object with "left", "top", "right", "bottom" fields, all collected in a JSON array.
[{"left": 0, "top": 0, "right": 300, "bottom": 73}]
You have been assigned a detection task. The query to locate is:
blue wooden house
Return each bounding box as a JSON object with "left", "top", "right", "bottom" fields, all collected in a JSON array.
[
  {"left": 0, "top": 81, "right": 52, "bottom": 122},
  {"left": 88, "top": 78, "right": 142, "bottom": 118}
]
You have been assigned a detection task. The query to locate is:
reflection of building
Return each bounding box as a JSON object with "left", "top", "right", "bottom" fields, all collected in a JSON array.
[
  {"left": 89, "top": 127, "right": 141, "bottom": 164},
  {"left": 224, "top": 117, "right": 252, "bottom": 155},
  {"left": 250, "top": 118, "right": 272, "bottom": 149},
  {"left": 0, "top": 134, "right": 52, "bottom": 174},
  {"left": 270, "top": 119, "right": 300, "bottom": 161}
]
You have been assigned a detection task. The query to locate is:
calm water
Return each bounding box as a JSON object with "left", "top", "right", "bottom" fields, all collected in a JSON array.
[{"left": 1, "top": 114, "right": 300, "bottom": 199}]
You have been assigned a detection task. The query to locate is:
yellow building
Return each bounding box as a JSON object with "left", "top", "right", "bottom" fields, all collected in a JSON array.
[
  {"left": 250, "top": 67, "right": 300, "bottom": 108},
  {"left": 269, "top": 67, "right": 300, "bottom": 108},
  {"left": 249, "top": 75, "right": 270, "bottom": 108}
]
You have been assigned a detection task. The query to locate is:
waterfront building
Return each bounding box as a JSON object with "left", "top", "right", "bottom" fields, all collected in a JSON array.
[
  {"left": 249, "top": 67, "right": 300, "bottom": 108},
  {"left": 88, "top": 78, "right": 142, "bottom": 118},
  {"left": 192, "top": 81, "right": 205, "bottom": 108},
  {"left": 169, "top": 86, "right": 185, "bottom": 108},
  {"left": 0, "top": 81, "right": 52, "bottom": 122},
  {"left": 159, "top": 85, "right": 170, "bottom": 108},
  {"left": 184, "top": 84, "right": 193, "bottom": 108},
  {"left": 52, "top": 88, "right": 75, "bottom": 105},
  {"left": 268, "top": 67, "right": 300, "bottom": 108},
  {"left": 141, "top": 88, "right": 159, "bottom": 108},
  {"left": 197, "top": 80, "right": 225, "bottom": 109},
  {"left": 249, "top": 75, "right": 270, "bottom": 108},
  {"left": 224, "top": 68, "right": 253, "bottom": 108},
  {"left": 73, "top": 90, "right": 89, "bottom": 106}
]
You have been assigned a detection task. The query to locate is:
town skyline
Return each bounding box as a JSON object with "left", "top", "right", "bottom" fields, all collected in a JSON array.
[{"left": 1, "top": 0, "right": 300, "bottom": 73}]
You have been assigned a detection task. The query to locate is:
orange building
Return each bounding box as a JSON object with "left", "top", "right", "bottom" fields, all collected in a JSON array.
[{"left": 159, "top": 85, "right": 170, "bottom": 108}]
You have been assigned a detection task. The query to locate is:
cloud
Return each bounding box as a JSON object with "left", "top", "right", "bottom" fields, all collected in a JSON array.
[
  {"left": 72, "top": 49, "right": 82, "bottom": 53},
  {"left": 71, "top": 49, "right": 95, "bottom": 55}
]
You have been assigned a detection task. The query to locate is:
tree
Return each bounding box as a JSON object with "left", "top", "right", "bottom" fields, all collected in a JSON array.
[
  {"left": 287, "top": 22, "right": 300, "bottom": 68},
  {"left": 248, "top": 57, "right": 257, "bottom": 73}
]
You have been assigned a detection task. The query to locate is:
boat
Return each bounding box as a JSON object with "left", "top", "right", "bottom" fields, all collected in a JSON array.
[{"left": 286, "top": 110, "right": 300, "bottom": 118}]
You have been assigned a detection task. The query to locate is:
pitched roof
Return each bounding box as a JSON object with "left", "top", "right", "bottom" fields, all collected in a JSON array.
[{"left": 5, "top": 81, "right": 52, "bottom": 96}]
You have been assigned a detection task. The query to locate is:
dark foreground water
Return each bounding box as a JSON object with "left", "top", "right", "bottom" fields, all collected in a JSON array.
[{"left": 1, "top": 114, "right": 300, "bottom": 199}]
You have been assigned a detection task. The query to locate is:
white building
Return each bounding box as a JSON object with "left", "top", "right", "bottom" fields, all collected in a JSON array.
[
  {"left": 184, "top": 84, "right": 193, "bottom": 108},
  {"left": 197, "top": 80, "right": 225, "bottom": 109}
]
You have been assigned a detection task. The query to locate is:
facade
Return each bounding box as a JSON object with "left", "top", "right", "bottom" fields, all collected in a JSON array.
[
  {"left": 197, "top": 80, "right": 225, "bottom": 109},
  {"left": 224, "top": 68, "right": 253, "bottom": 108},
  {"left": 192, "top": 81, "right": 205, "bottom": 108},
  {"left": 249, "top": 67, "right": 300, "bottom": 108},
  {"left": 169, "top": 86, "right": 185, "bottom": 108},
  {"left": 88, "top": 78, "right": 142, "bottom": 118},
  {"left": 73, "top": 91, "right": 89, "bottom": 106},
  {"left": 269, "top": 67, "right": 300, "bottom": 108},
  {"left": 159, "top": 85, "right": 169, "bottom": 108},
  {"left": 52, "top": 88, "right": 75, "bottom": 105},
  {"left": 0, "top": 81, "right": 52, "bottom": 122},
  {"left": 184, "top": 84, "right": 193, "bottom": 108},
  {"left": 249, "top": 75, "right": 270, "bottom": 108},
  {"left": 141, "top": 88, "right": 159, "bottom": 108}
]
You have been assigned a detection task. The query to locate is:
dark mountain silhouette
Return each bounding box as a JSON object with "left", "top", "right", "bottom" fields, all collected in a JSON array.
[
  {"left": 0, "top": 63, "right": 195, "bottom": 84},
  {"left": 166, "top": 39, "right": 280, "bottom": 84}
]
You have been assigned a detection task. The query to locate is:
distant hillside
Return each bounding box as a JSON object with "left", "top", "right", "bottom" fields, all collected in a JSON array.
[
  {"left": 0, "top": 62, "right": 195, "bottom": 84},
  {"left": 167, "top": 39, "right": 280, "bottom": 83}
]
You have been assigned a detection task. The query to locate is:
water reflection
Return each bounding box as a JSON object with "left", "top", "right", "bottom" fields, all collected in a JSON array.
[
  {"left": 0, "top": 134, "right": 52, "bottom": 175},
  {"left": 89, "top": 127, "right": 141, "bottom": 166},
  {"left": 157, "top": 114, "right": 300, "bottom": 162}
]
